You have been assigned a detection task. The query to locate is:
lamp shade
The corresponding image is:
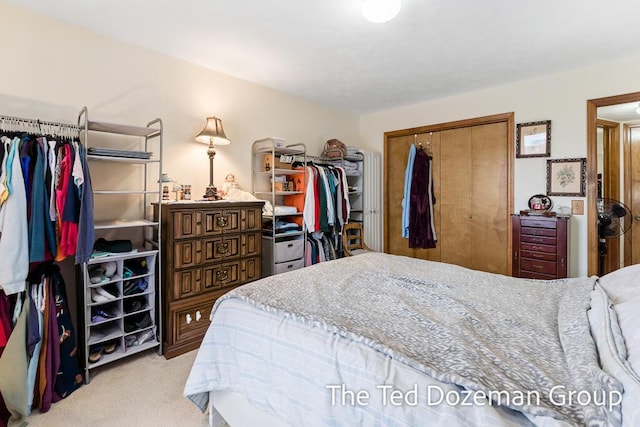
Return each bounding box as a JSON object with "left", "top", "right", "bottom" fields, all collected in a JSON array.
[{"left": 195, "top": 116, "right": 231, "bottom": 145}]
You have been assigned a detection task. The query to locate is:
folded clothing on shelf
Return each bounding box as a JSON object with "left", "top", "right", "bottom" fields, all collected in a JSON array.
[
  {"left": 94, "top": 238, "right": 133, "bottom": 253},
  {"left": 264, "top": 219, "right": 301, "bottom": 233},
  {"left": 273, "top": 205, "right": 298, "bottom": 215}
]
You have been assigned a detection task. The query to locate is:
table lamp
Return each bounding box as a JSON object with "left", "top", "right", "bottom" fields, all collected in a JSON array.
[{"left": 195, "top": 116, "right": 231, "bottom": 200}]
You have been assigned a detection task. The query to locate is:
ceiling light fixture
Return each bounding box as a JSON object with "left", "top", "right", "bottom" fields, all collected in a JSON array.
[{"left": 362, "top": 0, "right": 401, "bottom": 23}]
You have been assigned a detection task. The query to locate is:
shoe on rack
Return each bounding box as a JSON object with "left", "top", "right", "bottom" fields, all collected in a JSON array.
[
  {"left": 135, "top": 313, "right": 152, "bottom": 329},
  {"left": 88, "top": 345, "right": 103, "bottom": 363},
  {"left": 95, "top": 286, "right": 117, "bottom": 300},
  {"left": 89, "top": 267, "right": 108, "bottom": 284},
  {"left": 91, "top": 289, "right": 111, "bottom": 303},
  {"left": 124, "top": 298, "right": 145, "bottom": 313},
  {"left": 137, "top": 328, "right": 155, "bottom": 346},
  {"left": 125, "top": 335, "right": 138, "bottom": 348},
  {"left": 91, "top": 308, "right": 117, "bottom": 323},
  {"left": 101, "top": 261, "right": 117, "bottom": 278},
  {"left": 103, "top": 340, "right": 119, "bottom": 354}
]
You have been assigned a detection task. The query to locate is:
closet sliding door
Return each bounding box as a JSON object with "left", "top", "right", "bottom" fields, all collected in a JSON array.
[
  {"left": 385, "top": 132, "right": 442, "bottom": 261},
  {"left": 384, "top": 113, "right": 513, "bottom": 275}
]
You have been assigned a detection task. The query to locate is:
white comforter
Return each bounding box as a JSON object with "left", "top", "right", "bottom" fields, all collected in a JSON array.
[{"left": 184, "top": 253, "right": 639, "bottom": 426}]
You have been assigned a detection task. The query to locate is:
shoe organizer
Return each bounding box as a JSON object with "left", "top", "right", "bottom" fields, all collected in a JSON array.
[{"left": 80, "top": 250, "right": 159, "bottom": 374}]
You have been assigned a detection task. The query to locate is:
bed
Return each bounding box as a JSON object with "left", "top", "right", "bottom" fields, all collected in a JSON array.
[{"left": 183, "top": 252, "right": 640, "bottom": 426}]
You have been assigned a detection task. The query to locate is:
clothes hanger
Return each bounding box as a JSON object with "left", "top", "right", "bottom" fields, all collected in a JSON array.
[{"left": 414, "top": 134, "right": 423, "bottom": 150}]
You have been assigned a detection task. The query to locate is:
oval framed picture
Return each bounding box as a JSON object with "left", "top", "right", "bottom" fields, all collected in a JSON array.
[{"left": 528, "top": 194, "right": 553, "bottom": 211}]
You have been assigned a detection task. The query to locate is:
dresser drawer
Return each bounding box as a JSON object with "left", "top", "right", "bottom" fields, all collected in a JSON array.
[
  {"left": 171, "top": 209, "right": 242, "bottom": 239},
  {"left": 521, "top": 258, "right": 557, "bottom": 275},
  {"left": 171, "top": 298, "right": 215, "bottom": 346},
  {"left": 521, "top": 251, "right": 556, "bottom": 262},
  {"left": 521, "top": 235, "right": 556, "bottom": 246},
  {"left": 521, "top": 227, "right": 556, "bottom": 237},
  {"left": 521, "top": 218, "right": 557, "bottom": 229},
  {"left": 174, "top": 236, "right": 242, "bottom": 269},
  {"left": 521, "top": 242, "right": 556, "bottom": 253}
]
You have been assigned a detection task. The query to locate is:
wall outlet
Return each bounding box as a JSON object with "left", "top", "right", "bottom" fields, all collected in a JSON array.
[{"left": 571, "top": 200, "right": 584, "bottom": 215}]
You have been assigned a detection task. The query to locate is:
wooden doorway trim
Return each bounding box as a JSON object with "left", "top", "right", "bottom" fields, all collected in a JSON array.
[
  {"left": 587, "top": 91, "right": 640, "bottom": 276},
  {"left": 596, "top": 118, "right": 621, "bottom": 275},
  {"left": 383, "top": 112, "right": 515, "bottom": 269}
]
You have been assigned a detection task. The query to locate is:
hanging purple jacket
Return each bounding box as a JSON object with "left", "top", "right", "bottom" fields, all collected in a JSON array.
[{"left": 409, "top": 148, "right": 437, "bottom": 249}]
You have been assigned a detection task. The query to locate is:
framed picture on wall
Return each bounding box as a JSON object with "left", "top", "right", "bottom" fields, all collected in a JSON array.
[
  {"left": 546, "top": 158, "right": 587, "bottom": 196},
  {"left": 516, "top": 120, "right": 551, "bottom": 158}
]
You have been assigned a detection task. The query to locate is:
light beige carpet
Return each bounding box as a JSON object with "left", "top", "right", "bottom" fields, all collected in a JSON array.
[{"left": 25, "top": 349, "right": 210, "bottom": 427}]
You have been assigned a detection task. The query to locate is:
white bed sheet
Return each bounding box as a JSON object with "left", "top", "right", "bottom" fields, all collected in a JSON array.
[{"left": 185, "top": 298, "right": 576, "bottom": 427}]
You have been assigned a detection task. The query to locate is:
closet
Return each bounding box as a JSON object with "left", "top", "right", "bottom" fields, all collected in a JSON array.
[{"left": 384, "top": 113, "right": 513, "bottom": 275}]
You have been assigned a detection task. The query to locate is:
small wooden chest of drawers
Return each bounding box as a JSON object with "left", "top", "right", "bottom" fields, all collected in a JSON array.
[
  {"left": 155, "top": 201, "right": 264, "bottom": 358},
  {"left": 512, "top": 214, "right": 570, "bottom": 279}
]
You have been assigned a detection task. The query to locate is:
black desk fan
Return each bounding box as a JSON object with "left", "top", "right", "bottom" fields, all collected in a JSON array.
[{"left": 597, "top": 198, "right": 633, "bottom": 275}]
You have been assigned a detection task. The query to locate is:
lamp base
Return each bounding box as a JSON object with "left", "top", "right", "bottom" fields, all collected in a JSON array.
[{"left": 203, "top": 184, "right": 222, "bottom": 200}]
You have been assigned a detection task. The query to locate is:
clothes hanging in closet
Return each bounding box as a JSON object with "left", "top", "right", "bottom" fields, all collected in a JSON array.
[
  {"left": 299, "top": 163, "right": 350, "bottom": 262},
  {"left": 0, "top": 121, "right": 90, "bottom": 425},
  {"left": 405, "top": 144, "right": 437, "bottom": 249},
  {"left": 0, "top": 263, "right": 82, "bottom": 426},
  {"left": 305, "top": 231, "right": 337, "bottom": 266},
  {"left": 0, "top": 133, "right": 94, "bottom": 282},
  {"left": 302, "top": 164, "right": 350, "bottom": 234}
]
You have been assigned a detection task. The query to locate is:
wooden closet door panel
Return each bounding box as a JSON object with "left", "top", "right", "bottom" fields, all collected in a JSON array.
[
  {"left": 470, "top": 122, "right": 509, "bottom": 274},
  {"left": 384, "top": 134, "right": 442, "bottom": 260},
  {"left": 440, "top": 127, "right": 472, "bottom": 267}
]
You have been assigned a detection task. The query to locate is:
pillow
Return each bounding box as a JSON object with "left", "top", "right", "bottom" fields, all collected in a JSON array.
[
  {"left": 598, "top": 263, "right": 640, "bottom": 304},
  {"left": 598, "top": 264, "right": 640, "bottom": 376}
]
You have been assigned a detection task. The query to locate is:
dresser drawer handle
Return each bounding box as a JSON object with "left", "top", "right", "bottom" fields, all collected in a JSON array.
[
  {"left": 217, "top": 242, "right": 229, "bottom": 254},
  {"left": 531, "top": 253, "right": 545, "bottom": 259},
  {"left": 532, "top": 264, "right": 543, "bottom": 269},
  {"left": 186, "top": 313, "right": 192, "bottom": 324},
  {"left": 216, "top": 270, "right": 229, "bottom": 282},
  {"left": 195, "top": 310, "right": 202, "bottom": 321},
  {"left": 217, "top": 216, "right": 229, "bottom": 227}
]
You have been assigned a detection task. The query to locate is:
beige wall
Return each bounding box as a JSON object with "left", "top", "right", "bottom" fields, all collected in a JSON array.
[
  {"left": 6, "top": 2, "right": 640, "bottom": 278},
  {"left": 0, "top": 3, "right": 360, "bottom": 199},
  {"left": 360, "top": 53, "right": 640, "bottom": 277}
]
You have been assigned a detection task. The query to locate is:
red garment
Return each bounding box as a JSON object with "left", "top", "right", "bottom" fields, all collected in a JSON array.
[{"left": 55, "top": 144, "right": 78, "bottom": 260}]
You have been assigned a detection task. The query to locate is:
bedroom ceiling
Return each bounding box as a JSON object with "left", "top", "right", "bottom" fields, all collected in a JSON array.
[{"left": 6, "top": 0, "right": 640, "bottom": 114}]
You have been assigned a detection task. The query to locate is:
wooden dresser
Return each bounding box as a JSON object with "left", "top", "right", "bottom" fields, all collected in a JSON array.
[
  {"left": 512, "top": 213, "right": 570, "bottom": 279},
  {"left": 154, "top": 201, "right": 264, "bottom": 358}
]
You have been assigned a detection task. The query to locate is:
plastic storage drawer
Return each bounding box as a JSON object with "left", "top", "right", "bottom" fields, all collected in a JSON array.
[
  {"left": 274, "top": 258, "right": 304, "bottom": 274},
  {"left": 274, "top": 238, "right": 304, "bottom": 263}
]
